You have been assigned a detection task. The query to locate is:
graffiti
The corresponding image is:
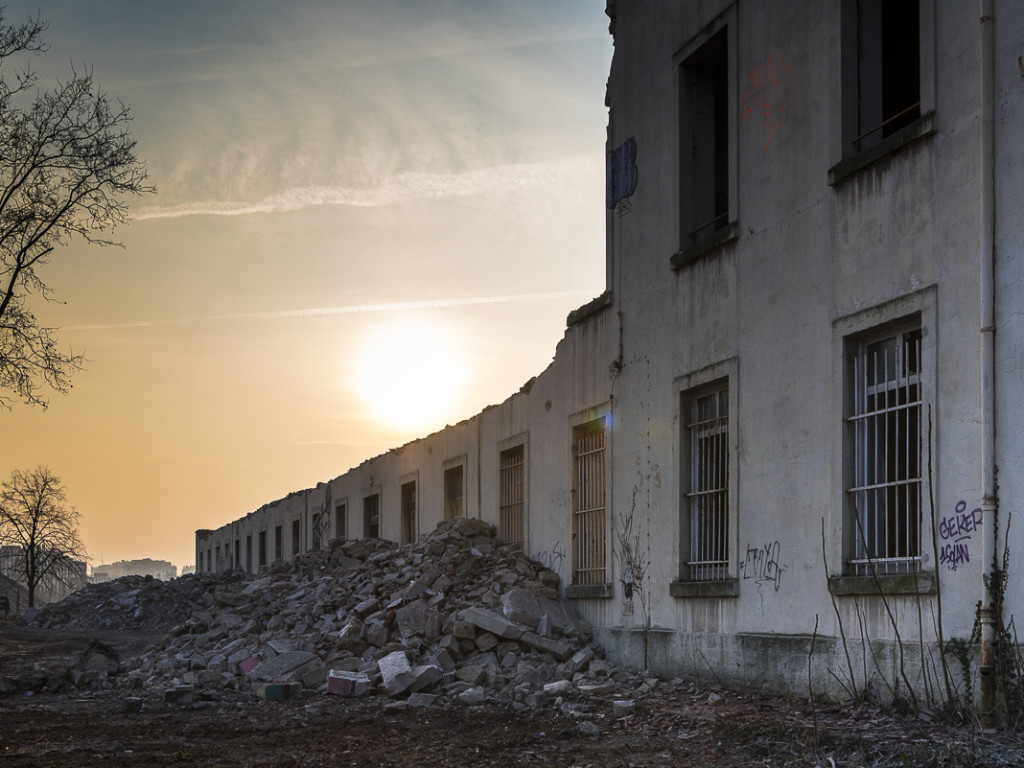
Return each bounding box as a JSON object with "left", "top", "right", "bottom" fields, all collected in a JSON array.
[
  {"left": 939, "top": 500, "right": 982, "bottom": 572},
  {"left": 739, "top": 540, "right": 786, "bottom": 592},
  {"left": 740, "top": 54, "right": 795, "bottom": 152},
  {"left": 536, "top": 540, "right": 566, "bottom": 575},
  {"left": 606, "top": 136, "right": 638, "bottom": 210}
]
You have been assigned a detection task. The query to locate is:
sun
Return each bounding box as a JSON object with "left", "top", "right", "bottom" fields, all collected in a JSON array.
[{"left": 353, "top": 314, "right": 468, "bottom": 433}]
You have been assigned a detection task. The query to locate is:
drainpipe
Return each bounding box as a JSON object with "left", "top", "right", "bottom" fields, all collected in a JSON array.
[{"left": 977, "top": 0, "right": 997, "bottom": 721}]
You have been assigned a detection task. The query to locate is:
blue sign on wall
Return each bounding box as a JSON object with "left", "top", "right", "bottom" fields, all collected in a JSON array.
[{"left": 606, "top": 136, "right": 638, "bottom": 209}]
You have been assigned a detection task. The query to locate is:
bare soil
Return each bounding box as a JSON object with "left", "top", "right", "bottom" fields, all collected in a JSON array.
[{"left": 2, "top": 622, "right": 1022, "bottom": 768}]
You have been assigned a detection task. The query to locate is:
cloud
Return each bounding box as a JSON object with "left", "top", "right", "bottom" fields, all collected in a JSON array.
[
  {"left": 62, "top": 291, "right": 600, "bottom": 331},
  {"left": 132, "top": 156, "right": 599, "bottom": 220}
]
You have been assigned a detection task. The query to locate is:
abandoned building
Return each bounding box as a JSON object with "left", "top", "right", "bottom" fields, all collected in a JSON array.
[
  {"left": 197, "top": 0, "right": 1024, "bottom": 709},
  {"left": 0, "top": 545, "right": 88, "bottom": 611}
]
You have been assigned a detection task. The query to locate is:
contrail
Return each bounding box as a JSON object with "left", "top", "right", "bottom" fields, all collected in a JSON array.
[
  {"left": 62, "top": 291, "right": 599, "bottom": 331},
  {"left": 131, "top": 158, "right": 599, "bottom": 221}
]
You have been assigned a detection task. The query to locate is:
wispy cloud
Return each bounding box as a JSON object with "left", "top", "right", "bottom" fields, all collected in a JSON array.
[
  {"left": 63, "top": 291, "right": 600, "bottom": 331},
  {"left": 132, "top": 157, "right": 599, "bottom": 220}
]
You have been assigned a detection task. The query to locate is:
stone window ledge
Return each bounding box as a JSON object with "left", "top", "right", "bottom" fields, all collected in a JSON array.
[
  {"left": 564, "top": 583, "right": 613, "bottom": 600},
  {"left": 828, "top": 572, "right": 936, "bottom": 597},
  {"left": 828, "top": 111, "right": 936, "bottom": 186},
  {"left": 671, "top": 221, "right": 739, "bottom": 270},
  {"left": 670, "top": 579, "right": 739, "bottom": 598}
]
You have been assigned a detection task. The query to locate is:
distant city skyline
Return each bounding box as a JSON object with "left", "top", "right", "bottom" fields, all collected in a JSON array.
[{"left": 0, "top": 1, "right": 611, "bottom": 569}]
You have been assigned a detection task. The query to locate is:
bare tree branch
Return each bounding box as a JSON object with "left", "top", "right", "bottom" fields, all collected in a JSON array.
[{"left": 0, "top": 7, "right": 154, "bottom": 409}]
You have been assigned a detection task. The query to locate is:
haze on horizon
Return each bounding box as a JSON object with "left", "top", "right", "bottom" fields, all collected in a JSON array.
[{"left": 0, "top": 1, "right": 611, "bottom": 571}]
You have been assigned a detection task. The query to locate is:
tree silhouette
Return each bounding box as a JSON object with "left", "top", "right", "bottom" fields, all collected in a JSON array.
[
  {"left": 0, "top": 466, "right": 87, "bottom": 608},
  {"left": 0, "top": 9, "right": 153, "bottom": 408}
]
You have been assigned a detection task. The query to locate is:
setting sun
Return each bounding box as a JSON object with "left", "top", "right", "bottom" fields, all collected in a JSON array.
[{"left": 353, "top": 315, "right": 469, "bottom": 433}]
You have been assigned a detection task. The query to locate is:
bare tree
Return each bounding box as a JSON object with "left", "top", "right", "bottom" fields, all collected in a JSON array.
[
  {"left": 0, "top": 466, "right": 87, "bottom": 607},
  {"left": 0, "top": 9, "right": 153, "bottom": 409}
]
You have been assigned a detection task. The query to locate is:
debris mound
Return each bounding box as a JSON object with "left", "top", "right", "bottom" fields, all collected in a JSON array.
[
  {"left": 19, "top": 519, "right": 649, "bottom": 709},
  {"left": 31, "top": 572, "right": 244, "bottom": 632}
]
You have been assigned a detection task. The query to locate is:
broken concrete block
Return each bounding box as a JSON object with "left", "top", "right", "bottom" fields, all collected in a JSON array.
[
  {"left": 520, "top": 632, "right": 573, "bottom": 661},
  {"left": 612, "top": 699, "right": 635, "bottom": 718},
  {"left": 542, "top": 679, "right": 573, "bottom": 696},
  {"left": 395, "top": 599, "right": 429, "bottom": 639},
  {"left": 238, "top": 656, "right": 261, "bottom": 675},
  {"left": 354, "top": 597, "right": 379, "bottom": 617},
  {"left": 249, "top": 651, "right": 320, "bottom": 682},
  {"left": 458, "top": 686, "right": 486, "bottom": 704},
  {"left": 569, "top": 646, "right": 596, "bottom": 673},
  {"left": 431, "top": 649, "right": 456, "bottom": 674},
  {"left": 500, "top": 588, "right": 543, "bottom": 629},
  {"left": 407, "top": 692, "right": 439, "bottom": 708},
  {"left": 326, "top": 670, "right": 371, "bottom": 697},
  {"left": 475, "top": 632, "right": 499, "bottom": 652},
  {"left": 455, "top": 664, "right": 486, "bottom": 686},
  {"left": 408, "top": 663, "right": 443, "bottom": 693},
  {"left": 164, "top": 685, "right": 194, "bottom": 705},
  {"left": 254, "top": 681, "right": 302, "bottom": 700},
  {"left": 463, "top": 607, "right": 526, "bottom": 641},
  {"left": 452, "top": 619, "right": 476, "bottom": 640},
  {"left": 378, "top": 650, "right": 415, "bottom": 697}
]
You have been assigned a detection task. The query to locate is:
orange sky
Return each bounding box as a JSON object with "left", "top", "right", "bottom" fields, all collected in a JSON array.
[{"left": 0, "top": 1, "right": 611, "bottom": 571}]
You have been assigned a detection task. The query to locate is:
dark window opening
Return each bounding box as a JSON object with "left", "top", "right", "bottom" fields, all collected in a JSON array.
[
  {"left": 444, "top": 466, "right": 464, "bottom": 521},
  {"left": 684, "top": 28, "right": 729, "bottom": 244},
  {"left": 364, "top": 494, "right": 380, "bottom": 539},
  {"left": 401, "top": 482, "right": 417, "bottom": 544},
  {"left": 854, "top": 0, "right": 920, "bottom": 151},
  {"left": 274, "top": 525, "right": 282, "bottom": 561}
]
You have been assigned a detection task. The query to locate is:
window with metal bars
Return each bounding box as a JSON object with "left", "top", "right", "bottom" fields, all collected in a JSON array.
[
  {"left": 847, "top": 324, "right": 923, "bottom": 575},
  {"left": 683, "top": 385, "right": 730, "bottom": 581},
  {"left": 572, "top": 419, "right": 606, "bottom": 586},
  {"left": 499, "top": 445, "right": 525, "bottom": 549}
]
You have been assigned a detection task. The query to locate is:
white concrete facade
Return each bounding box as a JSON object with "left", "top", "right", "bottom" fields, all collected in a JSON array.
[{"left": 198, "top": 1, "right": 1024, "bottom": 710}]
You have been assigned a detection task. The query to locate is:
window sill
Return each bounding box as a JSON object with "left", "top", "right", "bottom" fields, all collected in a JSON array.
[
  {"left": 564, "top": 583, "right": 613, "bottom": 600},
  {"left": 828, "top": 572, "right": 936, "bottom": 597},
  {"left": 670, "top": 579, "right": 739, "bottom": 598},
  {"left": 828, "top": 111, "right": 936, "bottom": 186},
  {"left": 671, "top": 221, "right": 739, "bottom": 270}
]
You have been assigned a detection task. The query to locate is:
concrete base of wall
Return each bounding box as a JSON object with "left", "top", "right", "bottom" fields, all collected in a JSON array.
[{"left": 594, "top": 626, "right": 962, "bottom": 706}]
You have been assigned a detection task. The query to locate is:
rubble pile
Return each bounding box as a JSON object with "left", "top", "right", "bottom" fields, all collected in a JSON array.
[
  {"left": 32, "top": 572, "right": 243, "bottom": 632},
  {"left": 19, "top": 519, "right": 649, "bottom": 713}
]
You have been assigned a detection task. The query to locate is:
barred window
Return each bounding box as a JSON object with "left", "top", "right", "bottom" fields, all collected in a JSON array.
[
  {"left": 683, "top": 384, "right": 730, "bottom": 581},
  {"left": 572, "top": 419, "right": 606, "bottom": 586},
  {"left": 847, "top": 324, "right": 922, "bottom": 575},
  {"left": 499, "top": 445, "right": 525, "bottom": 549}
]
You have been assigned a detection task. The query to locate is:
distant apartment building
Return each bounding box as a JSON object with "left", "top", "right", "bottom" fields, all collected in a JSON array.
[
  {"left": 90, "top": 558, "right": 178, "bottom": 583},
  {"left": 198, "top": 1, "right": 1024, "bottom": 713},
  {"left": 0, "top": 545, "right": 87, "bottom": 610}
]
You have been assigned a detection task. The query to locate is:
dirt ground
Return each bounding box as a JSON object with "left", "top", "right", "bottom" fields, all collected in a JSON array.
[{"left": 2, "top": 622, "right": 1023, "bottom": 768}]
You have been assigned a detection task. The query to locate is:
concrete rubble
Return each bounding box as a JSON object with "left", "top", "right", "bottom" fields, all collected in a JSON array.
[{"left": 12, "top": 519, "right": 652, "bottom": 713}]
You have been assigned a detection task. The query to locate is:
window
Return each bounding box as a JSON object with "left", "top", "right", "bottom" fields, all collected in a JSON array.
[
  {"left": 683, "top": 384, "right": 730, "bottom": 581},
  {"left": 274, "top": 525, "right": 282, "bottom": 561},
  {"left": 571, "top": 418, "right": 606, "bottom": 586},
  {"left": 849, "top": 0, "right": 920, "bottom": 155},
  {"left": 364, "top": 494, "right": 380, "bottom": 538},
  {"left": 674, "top": 12, "right": 737, "bottom": 263},
  {"left": 234, "top": 538, "right": 240, "bottom": 569},
  {"left": 499, "top": 445, "right": 525, "bottom": 549},
  {"left": 335, "top": 503, "right": 347, "bottom": 540},
  {"left": 312, "top": 512, "right": 322, "bottom": 551},
  {"left": 258, "top": 530, "right": 267, "bottom": 568},
  {"left": 444, "top": 465, "right": 464, "bottom": 520},
  {"left": 400, "top": 482, "right": 417, "bottom": 544},
  {"left": 846, "top": 322, "right": 922, "bottom": 575},
  {"left": 291, "top": 519, "right": 300, "bottom": 557},
  {"left": 245, "top": 535, "right": 252, "bottom": 573}
]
